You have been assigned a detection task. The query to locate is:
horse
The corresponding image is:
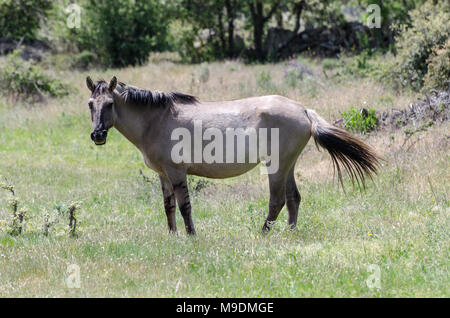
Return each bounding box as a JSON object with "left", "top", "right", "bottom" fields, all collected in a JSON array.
[{"left": 85, "top": 76, "right": 380, "bottom": 235}]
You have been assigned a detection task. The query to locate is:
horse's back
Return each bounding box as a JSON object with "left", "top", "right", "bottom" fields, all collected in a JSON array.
[{"left": 184, "top": 94, "right": 310, "bottom": 130}]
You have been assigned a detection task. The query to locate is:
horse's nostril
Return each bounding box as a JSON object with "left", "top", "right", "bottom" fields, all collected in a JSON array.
[{"left": 91, "top": 129, "right": 107, "bottom": 143}]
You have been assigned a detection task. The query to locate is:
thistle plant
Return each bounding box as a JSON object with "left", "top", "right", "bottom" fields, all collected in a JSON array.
[{"left": 0, "top": 178, "right": 28, "bottom": 235}]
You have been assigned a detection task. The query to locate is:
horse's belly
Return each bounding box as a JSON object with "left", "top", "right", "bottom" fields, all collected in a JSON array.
[{"left": 187, "top": 162, "right": 259, "bottom": 179}]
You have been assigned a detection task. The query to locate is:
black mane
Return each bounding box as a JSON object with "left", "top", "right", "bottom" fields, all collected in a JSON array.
[
  {"left": 92, "top": 80, "right": 108, "bottom": 97},
  {"left": 116, "top": 82, "right": 198, "bottom": 108}
]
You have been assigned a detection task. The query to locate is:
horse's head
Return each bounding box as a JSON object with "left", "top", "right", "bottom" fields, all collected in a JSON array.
[{"left": 86, "top": 76, "right": 117, "bottom": 145}]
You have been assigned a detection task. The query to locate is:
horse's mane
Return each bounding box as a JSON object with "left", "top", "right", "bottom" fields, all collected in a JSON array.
[{"left": 115, "top": 81, "right": 198, "bottom": 108}]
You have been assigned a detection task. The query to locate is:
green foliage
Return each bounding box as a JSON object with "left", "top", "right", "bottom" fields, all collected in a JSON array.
[
  {"left": 70, "top": 50, "right": 98, "bottom": 70},
  {"left": 0, "top": 0, "right": 53, "bottom": 41},
  {"left": 256, "top": 70, "right": 277, "bottom": 92},
  {"left": 392, "top": 1, "right": 450, "bottom": 91},
  {"left": 187, "top": 176, "right": 212, "bottom": 196},
  {"left": 0, "top": 179, "right": 23, "bottom": 235},
  {"left": 0, "top": 49, "right": 68, "bottom": 101},
  {"left": 173, "top": 24, "right": 221, "bottom": 63},
  {"left": 423, "top": 38, "right": 450, "bottom": 91},
  {"left": 342, "top": 107, "right": 378, "bottom": 134},
  {"left": 321, "top": 58, "right": 340, "bottom": 71},
  {"left": 329, "top": 52, "right": 382, "bottom": 79},
  {"left": 359, "top": 0, "right": 422, "bottom": 51},
  {"left": 173, "top": 1, "right": 234, "bottom": 63},
  {"left": 61, "top": 0, "right": 171, "bottom": 67},
  {"left": 1, "top": 177, "right": 80, "bottom": 237}
]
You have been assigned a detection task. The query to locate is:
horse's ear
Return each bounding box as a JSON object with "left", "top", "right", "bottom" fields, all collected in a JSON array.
[
  {"left": 108, "top": 76, "right": 117, "bottom": 92},
  {"left": 86, "top": 76, "right": 95, "bottom": 92}
]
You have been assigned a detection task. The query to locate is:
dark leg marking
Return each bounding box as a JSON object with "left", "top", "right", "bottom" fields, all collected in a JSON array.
[
  {"left": 172, "top": 178, "right": 196, "bottom": 235},
  {"left": 159, "top": 175, "right": 177, "bottom": 233},
  {"left": 262, "top": 173, "right": 287, "bottom": 233},
  {"left": 286, "top": 168, "right": 301, "bottom": 229}
]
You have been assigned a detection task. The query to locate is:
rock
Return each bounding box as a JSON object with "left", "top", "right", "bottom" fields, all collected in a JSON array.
[
  {"left": 266, "top": 22, "right": 375, "bottom": 60},
  {"left": 264, "top": 27, "right": 297, "bottom": 58},
  {"left": 378, "top": 88, "right": 450, "bottom": 130},
  {"left": 0, "top": 37, "right": 51, "bottom": 62}
]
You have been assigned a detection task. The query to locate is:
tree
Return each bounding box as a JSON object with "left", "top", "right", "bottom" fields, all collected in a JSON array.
[
  {"left": 224, "top": 0, "right": 242, "bottom": 57},
  {"left": 247, "top": 0, "right": 281, "bottom": 61},
  {"left": 0, "top": 0, "right": 53, "bottom": 41},
  {"left": 176, "top": 0, "right": 243, "bottom": 61},
  {"left": 82, "top": 0, "right": 171, "bottom": 67}
]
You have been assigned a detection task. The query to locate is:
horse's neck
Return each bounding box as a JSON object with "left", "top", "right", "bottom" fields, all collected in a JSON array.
[{"left": 113, "top": 96, "right": 158, "bottom": 150}]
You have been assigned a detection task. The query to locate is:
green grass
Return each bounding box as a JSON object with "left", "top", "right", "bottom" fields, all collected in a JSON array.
[{"left": 0, "top": 58, "right": 448, "bottom": 297}]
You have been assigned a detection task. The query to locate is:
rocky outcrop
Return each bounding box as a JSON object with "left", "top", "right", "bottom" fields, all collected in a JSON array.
[
  {"left": 265, "top": 22, "right": 372, "bottom": 60},
  {"left": 0, "top": 37, "right": 51, "bottom": 61}
]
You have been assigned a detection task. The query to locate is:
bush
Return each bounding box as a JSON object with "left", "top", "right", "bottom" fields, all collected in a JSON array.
[
  {"left": 81, "top": 0, "right": 170, "bottom": 67},
  {"left": 0, "top": 0, "right": 53, "bottom": 41},
  {"left": 256, "top": 71, "right": 277, "bottom": 93},
  {"left": 70, "top": 50, "right": 98, "bottom": 70},
  {"left": 392, "top": 1, "right": 450, "bottom": 91},
  {"left": 342, "top": 107, "right": 378, "bottom": 134},
  {"left": 0, "top": 49, "right": 68, "bottom": 101},
  {"left": 172, "top": 22, "right": 225, "bottom": 64},
  {"left": 49, "top": 0, "right": 171, "bottom": 67},
  {"left": 423, "top": 38, "right": 450, "bottom": 91}
]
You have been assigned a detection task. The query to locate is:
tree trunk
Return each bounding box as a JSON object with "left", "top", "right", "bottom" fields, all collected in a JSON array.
[
  {"left": 249, "top": 0, "right": 280, "bottom": 61},
  {"left": 225, "top": 0, "right": 235, "bottom": 58},
  {"left": 275, "top": 1, "right": 305, "bottom": 59},
  {"left": 217, "top": 7, "right": 226, "bottom": 57},
  {"left": 276, "top": 9, "right": 283, "bottom": 28}
]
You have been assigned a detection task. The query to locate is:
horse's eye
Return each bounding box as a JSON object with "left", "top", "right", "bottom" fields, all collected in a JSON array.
[{"left": 88, "top": 102, "right": 93, "bottom": 110}]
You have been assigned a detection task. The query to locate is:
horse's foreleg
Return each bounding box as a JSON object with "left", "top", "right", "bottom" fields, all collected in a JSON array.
[
  {"left": 159, "top": 175, "right": 177, "bottom": 233},
  {"left": 165, "top": 168, "right": 196, "bottom": 235},
  {"left": 285, "top": 167, "right": 301, "bottom": 229},
  {"left": 263, "top": 172, "right": 287, "bottom": 233}
]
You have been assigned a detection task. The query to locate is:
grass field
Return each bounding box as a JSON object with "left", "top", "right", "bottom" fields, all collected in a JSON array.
[{"left": 0, "top": 56, "right": 448, "bottom": 297}]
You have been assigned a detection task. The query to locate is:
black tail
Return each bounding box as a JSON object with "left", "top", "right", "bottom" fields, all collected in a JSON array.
[{"left": 306, "top": 109, "right": 380, "bottom": 189}]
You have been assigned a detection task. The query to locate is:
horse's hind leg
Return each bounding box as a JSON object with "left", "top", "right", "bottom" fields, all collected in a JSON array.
[
  {"left": 159, "top": 175, "right": 177, "bottom": 233},
  {"left": 286, "top": 167, "right": 301, "bottom": 229},
  {"left": 262, "top": 172, "right": 287, "bottom": 232}
]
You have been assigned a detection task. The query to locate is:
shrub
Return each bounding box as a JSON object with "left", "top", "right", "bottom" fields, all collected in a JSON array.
[
  {"left": 173, "top": 23, "right": 222, "bottom": 64},
  {"left": 0, "top": 0, "right": 53, "bottom": 41},
  {"left": 342, "top": 107, "right": 378, "bottom": 134},
  {"left": 256, "top": 71, "right": 277, "bottom": 93},
  {"left": 49, "top": 0, "right": 171, "bottom": 67},
  {"left": 70, "top": 50, "right": 98, "bottom": 70},
  {"left": 81, "top": 0, "right": 170, "bottom": 67},
  {"left": 0, "top": 49, "right": 68, "bottom": 101},
  {"left": 423, "top": 38, "right": 450, "bottom": 91},
  {"left": 322, "top": 58, "right": 341, "bottom": 71},
  {"left": 392, "top": 1, "right": 450, "bottom": 91}
]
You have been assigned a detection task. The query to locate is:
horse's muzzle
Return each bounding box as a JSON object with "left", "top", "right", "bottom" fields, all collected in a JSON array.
[{"left": 91, "top": 129, "right": 108, "bottom": 145}]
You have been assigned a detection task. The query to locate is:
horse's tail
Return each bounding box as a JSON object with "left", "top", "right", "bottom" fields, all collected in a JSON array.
[{"left": 305, "top": 109, "right": 380, "bottom": 189}]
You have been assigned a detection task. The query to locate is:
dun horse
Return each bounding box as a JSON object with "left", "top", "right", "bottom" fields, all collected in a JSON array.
[{"left": 86, "top": 76, "right": 379, "bottom": 235}]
